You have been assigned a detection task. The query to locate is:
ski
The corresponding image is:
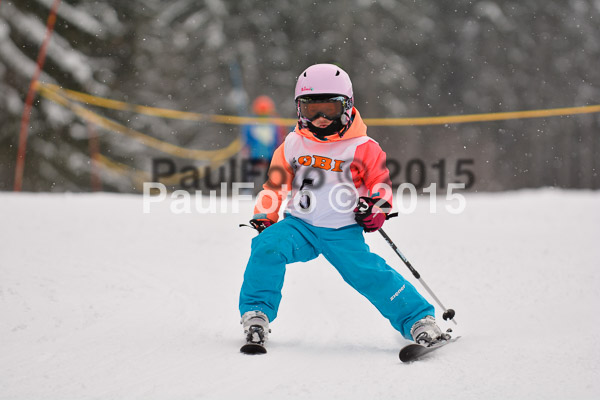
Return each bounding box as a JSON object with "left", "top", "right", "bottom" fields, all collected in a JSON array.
[
  {"left": 240, "top": 342, "right": 267, "bottom": 355},
  {"left": 240, "top": 324, "right": 268, "bottom": 355},
  {"left": 399, "top": 337, "right": 460, "bottom": 362}
]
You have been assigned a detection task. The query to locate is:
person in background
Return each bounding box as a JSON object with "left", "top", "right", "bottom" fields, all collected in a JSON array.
[
  {"left": 239, "top": 95, "right": 287, "bottom": 193},
  {"left": 241, "top": 95, "right": 286, "bottom": 165}
]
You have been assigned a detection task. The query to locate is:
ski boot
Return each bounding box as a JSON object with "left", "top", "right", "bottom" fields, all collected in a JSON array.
[
  {"left": 240, "top": 311, "right": 270, "bottom": 354},
  {"left": 410, "top": 316, "right": 451, "bottom": 347}
]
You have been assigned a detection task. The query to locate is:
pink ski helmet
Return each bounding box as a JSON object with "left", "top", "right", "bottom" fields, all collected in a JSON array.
[{"left": 294, "top": 64, "right": 354, "bottom": 129}]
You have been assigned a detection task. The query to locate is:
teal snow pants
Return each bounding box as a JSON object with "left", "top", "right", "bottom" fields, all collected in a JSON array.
[{"left": 239, "top": 215, "right": 434, "bottom": 339}]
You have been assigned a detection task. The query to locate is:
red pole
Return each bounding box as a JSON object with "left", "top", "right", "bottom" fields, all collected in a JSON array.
[
  {"left": 87, "top": 122, "right": 102, "bottom": 192},
  {"left": 14, "top": 0, "right": 62, "bottom": 191}
]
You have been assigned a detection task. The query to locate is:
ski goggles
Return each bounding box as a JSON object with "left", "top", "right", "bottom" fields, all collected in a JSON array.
[{"left": 297, "top": 96, "right": 348, "bottom": 121}]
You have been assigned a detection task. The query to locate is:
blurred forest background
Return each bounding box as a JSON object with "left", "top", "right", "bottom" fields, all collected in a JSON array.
[{"left": 1, "top": 0, "right": 599, "bottom": 193}]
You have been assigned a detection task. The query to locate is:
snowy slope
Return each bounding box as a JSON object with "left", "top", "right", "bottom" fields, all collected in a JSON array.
[{"left": 1, "top": 189, "right": 599, "bottom": 400}]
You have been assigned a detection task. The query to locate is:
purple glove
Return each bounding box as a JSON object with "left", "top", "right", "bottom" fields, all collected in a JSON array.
[
  {"left": 249, "top": 218, "right": 273, "bottom": 233},
  {"left": 354, "top": 196, "right": 390, "bottom": 233}
]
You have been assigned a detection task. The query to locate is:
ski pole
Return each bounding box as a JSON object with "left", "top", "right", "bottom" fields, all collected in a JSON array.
[{"left": 378, "top": 226, "right": 457, "bottom": 325}]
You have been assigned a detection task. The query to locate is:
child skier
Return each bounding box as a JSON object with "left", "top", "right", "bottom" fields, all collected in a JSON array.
[{"left": 239, "top": 63, "right": 449, "bottom": 354}]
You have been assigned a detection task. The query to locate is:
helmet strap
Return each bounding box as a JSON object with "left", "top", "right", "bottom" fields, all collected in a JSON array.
[
  {"left": 306, "top": 109, "right": 354, "bottom": 140},
  {"left": 307, "top": 119, "right": 343, "bottom": 140}
]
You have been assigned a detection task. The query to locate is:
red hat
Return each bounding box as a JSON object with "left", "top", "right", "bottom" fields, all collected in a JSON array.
[{"left": 252, "top": 95, "right": 276, "bottom": 116}]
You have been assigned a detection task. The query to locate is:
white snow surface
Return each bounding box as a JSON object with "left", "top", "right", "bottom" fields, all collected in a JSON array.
[{"left": 1, "top": 189, "right": 599, "bottom": 400}]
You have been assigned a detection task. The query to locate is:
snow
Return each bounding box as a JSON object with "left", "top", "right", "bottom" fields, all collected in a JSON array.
[
  {"left": 1, "top": 1, "right": 107, "bottom": 93},
  {"left": 0, "top": 15, "right": 53, "bottom": 84},
  {"left": 1, "top": 189, "right": 599, "bottom": 399},
  {"left": 35, "top": 0, "right": 108, "bottom": 38},
  {"left": 3, "top": 2, "right": 92, "bottom": 80}
]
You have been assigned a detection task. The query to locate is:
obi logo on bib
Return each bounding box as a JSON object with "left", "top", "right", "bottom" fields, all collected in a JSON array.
[{"left": 297, "top": 155, "right": 345, "bottom": 172}]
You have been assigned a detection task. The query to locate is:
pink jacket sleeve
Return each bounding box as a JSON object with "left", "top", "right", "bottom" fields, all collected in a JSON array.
[
  {"left": 253, "top": 143, "right": 294, "bottom": 222},
  {"left": 350, "top": 140, "right": 394, "bottom": 209}
]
